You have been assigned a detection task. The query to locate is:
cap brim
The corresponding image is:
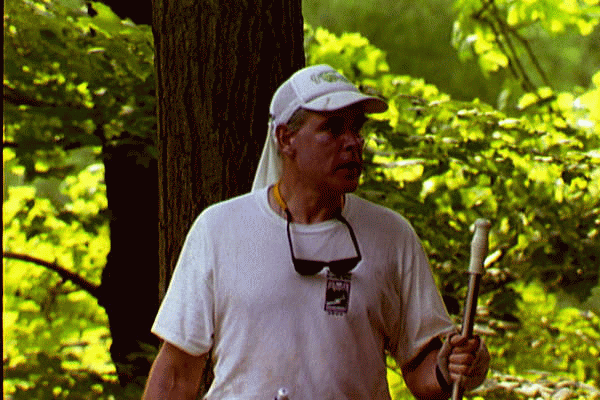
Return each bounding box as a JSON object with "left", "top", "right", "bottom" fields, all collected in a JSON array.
[{"left": 303, "top": 90, "right": 388, "bottom": 114}]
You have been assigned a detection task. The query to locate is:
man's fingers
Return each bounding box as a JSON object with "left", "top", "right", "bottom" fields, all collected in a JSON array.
[
  {"left": 448, "top": 353, "right": 476, "bottom": 376},
  {"left": 450, "top": 335, "right": 479, "bottom": 349},
  {"left": 450, "top": 337, "right": 480, "bottom": 358},
  {"left": 439, "top": 334, "right": 490, "bottom": 391},
  {"left": 449, "top": 333, "right": 468, "bottom": 346},
  {"left": 437, "top": 333, "right": 487, "bottom": 389},
  {"left": 449, "top": 352, "right": 476, "bottom": 365}
]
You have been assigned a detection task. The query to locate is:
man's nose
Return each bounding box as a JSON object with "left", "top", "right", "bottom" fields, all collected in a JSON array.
[{"left": 341, "top": 130, "right": 364, "bottom": 150}]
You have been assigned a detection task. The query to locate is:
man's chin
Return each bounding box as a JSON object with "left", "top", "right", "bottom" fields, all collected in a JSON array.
[
  {"left": 336, "top": 176, "right": 361, "bottom": 193},
  {"left": 322, "top": 170, "right": 362, "bottom": 194}
]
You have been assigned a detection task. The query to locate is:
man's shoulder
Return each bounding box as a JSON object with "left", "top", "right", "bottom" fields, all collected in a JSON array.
[
  {"left": 182, "top": 191, "right": 263, "bottom": 241},
  {"left": 199, "top": 191, "right": 255, "bottom": 220},
  {"left": 194, "top": 189, "right": 265, "bottom": 226},
  {"left": 347, "top": 194, "right": 416, "bottom": 235},
  {"left": 205, "top": 190, "right": 257, "bottom": 212},
  {"left": 348, "top": 194, "right": 407, "bottom": 220}
]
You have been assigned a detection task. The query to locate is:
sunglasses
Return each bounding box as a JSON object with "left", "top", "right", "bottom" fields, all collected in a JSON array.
[{"left": 285, "top": 209, "right": 362, "bottom": 276}]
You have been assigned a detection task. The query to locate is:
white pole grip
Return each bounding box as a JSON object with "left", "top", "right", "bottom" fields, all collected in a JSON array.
[
  {"left": 275, "top": 388, "right": 290, "bottom": 400},
  {"left": 469, "top": 219, "right": 491, "bottom": 275}
]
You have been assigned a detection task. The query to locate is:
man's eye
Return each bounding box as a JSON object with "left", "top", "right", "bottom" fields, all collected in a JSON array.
[
  {"left": 321, "top": 117, "right": 345, "bottom": 135},
  {"left": 319, "top": 116, "right": 368, "bottom": 137}
]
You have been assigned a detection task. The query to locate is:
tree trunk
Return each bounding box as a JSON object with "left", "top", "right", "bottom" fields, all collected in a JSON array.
[
  {"left": 152, "top": 0, "right": 305, "bottom": 299},
  {"left": 98, "top": 142, "right": 160, "bottom": 388}
]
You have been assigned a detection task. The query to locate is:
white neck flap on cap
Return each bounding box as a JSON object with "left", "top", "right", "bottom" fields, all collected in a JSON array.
[{"left": 251, "top": 118, "right": 281, "bottom": 192}]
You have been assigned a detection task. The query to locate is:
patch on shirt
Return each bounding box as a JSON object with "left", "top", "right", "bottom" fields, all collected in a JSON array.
[{"left": 324, "top": 271, "right": 351, "bottom": 316}]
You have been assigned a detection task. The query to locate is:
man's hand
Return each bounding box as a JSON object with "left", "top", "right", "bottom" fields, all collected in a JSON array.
[{"left": 436, "top": 333, "right": 490, "bottom": 392}]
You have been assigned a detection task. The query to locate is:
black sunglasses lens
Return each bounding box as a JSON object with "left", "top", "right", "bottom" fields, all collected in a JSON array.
[
  {"left": 328, "top": 257, "right": 360, "bottom": 276},
  {"left": 294, "top": 259, "right": 327, "bottom": 276}
]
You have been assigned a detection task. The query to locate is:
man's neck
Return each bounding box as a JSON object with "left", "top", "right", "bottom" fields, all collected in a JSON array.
[{"left": 270, "top": 179, "right": 345, "bottom": 224}]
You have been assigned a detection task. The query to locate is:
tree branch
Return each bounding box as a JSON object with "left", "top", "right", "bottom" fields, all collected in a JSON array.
[
  {"left": 473, "top": 0, "right": 540, "bottom": 93},
  {"left": 472, "top": 0, "right": 494, "bottom": 19},
  {"left": 3, "top": 252, "right": 101, "bottom": 299},
  {"left": 489, "top": 2, "right": 539, "bottom": 92},
  {"left": 4, "top": 84, "right": 59, "bottom": 108},
  {"left": 3, "top": 84, "right": 87, "bottom": 110},
  {"left": 2, "top": 141, "right": 18, "bottom": 149},
  {"left": 3, "top": 138, "right": 89, "bottom": 152},
  {"left": 480, "top": 14, "right": 526, "bottom": 87},
  {"left": 509, "top": 28, "right": 551, "bottom": 87}
]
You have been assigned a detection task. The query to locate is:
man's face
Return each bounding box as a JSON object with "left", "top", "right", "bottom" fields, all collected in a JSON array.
[{"left": 287, "top": 107, "right": 368, "bottom": 194}]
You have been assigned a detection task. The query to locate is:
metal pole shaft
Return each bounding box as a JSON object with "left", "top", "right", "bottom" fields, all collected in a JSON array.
[
  {"left": 452, "top": 219, "right": 490, "bottom": 400},
  {"left": 461, "top": 274, "right": 481, "bottom": 339},
  {"left": 451, "top": 273, "right": 481, "bottom": 400}
]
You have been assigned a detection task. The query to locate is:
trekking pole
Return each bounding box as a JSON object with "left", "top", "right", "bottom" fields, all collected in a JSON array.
[
  {"left": 274, "top": 387, "right": 289, "bottom": 400},
  {"left": 452, "top": 219, "right": 491, "bottom": 400}
]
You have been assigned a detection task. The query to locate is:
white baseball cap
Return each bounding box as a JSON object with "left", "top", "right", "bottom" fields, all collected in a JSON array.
[{"left": 252, "top": 64, "right": 388, "bottom": 191}]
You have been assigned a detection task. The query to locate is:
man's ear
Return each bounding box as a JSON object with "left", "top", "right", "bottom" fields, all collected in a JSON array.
[{"left": 276, "top": 124, "right": 296, "bottom": 158}]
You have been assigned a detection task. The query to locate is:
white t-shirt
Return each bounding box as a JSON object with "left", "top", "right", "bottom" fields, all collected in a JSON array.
[{"left": 152, "top": 187, "right": 455, "bottom": 399}]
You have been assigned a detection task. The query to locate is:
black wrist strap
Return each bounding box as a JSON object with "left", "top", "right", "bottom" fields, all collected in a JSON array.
[{"left": 436, "top": 364, "right": 453, "bottom": 393}]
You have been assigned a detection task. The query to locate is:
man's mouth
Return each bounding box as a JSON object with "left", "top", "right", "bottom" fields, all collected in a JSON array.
[{"left": 336, "top": 161, "right": 362, "bottom": 174}]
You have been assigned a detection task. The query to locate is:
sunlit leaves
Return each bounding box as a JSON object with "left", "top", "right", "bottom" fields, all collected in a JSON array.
[
  {"left": 479, "top": 49, "right": 509, "bottom": 73},
  {"left": 505, "top": 0, "right": 600, "bottom": 35},
  {"left": 3, "top": 162, "right": 113, "bottom": 396},
  {"left": 305, "top": 25, "right": 390, "bottom": 81},
  {"left": 452, "top": 0, "right": 600, "bottom": 102},
  {"left": 3, "top": 352, "right": 126, "bottom": 399},
  {"left": 3, "top": 0, "right": 156, "bottom": 181},
  {"left": 3, "top": 1, "right": 153, "bottom": 396},
  {"left": 578, "top": 71, "right": 600, "bottom": 123},
  {"left": 486, "top": 282, "right": 600, "bottom": 386}
]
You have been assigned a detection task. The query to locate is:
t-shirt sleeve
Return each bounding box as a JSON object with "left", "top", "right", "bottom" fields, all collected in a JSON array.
[
  {"left": 389, "top": 218, "right": 456, "bottom": 366},
  {"left": 151, "top": 215, "right": 214, "bottom": 356}
]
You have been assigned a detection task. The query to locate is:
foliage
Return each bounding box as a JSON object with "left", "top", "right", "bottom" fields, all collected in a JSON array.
[
  {"left": 384, "top": 283, "right": 600, "bottom": 400},
  {"left": 452, "top": 0, "right": 600, "bottom": 110},
  {"left": 3, "top": 0, "right": 155, "bottom": 392},
  {"left": 488, "top": 282, "right": 600, "bottom": 385},
  {"left": 3, "top": 153, "right": 120, "bottom": 397},
  {"left": 3, "top": 0, "right": 156, "bottom": 184},
  {"left": 470, "top": 282, "right": 600, "bottom": 400},
  {"left": 302, "top": 0, "right": 507, "bottom": 104},
  {"left": 3, "top": 353, "right": 128, "bottom": 400},
  {"left": 303, "top": 0, "right": 600, "bottom": 109},
  {"left": 3, "top": 151, "right": 109, "bottom": 283}
]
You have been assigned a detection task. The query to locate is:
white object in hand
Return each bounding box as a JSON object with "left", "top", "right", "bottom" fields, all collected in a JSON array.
[{"left": 275, "top": 387, "right": 290, "bottom": 400}]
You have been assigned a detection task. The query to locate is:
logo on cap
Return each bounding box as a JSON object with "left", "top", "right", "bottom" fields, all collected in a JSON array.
[{"left": 310, "top": 71, "right": 351, "bottom": 85}]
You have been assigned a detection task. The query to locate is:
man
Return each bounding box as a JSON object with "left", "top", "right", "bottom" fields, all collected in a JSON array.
[{"left": 143, "top": 64, "right": 489, "bottom": 399}]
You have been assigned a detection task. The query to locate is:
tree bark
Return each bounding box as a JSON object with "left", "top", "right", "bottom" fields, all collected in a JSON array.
[
  {"left": 152, "top": 0, "right": 305, "bottom": 300},
  {"left": 98, "top": 142, "right": 160, "bottom": 388}
]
